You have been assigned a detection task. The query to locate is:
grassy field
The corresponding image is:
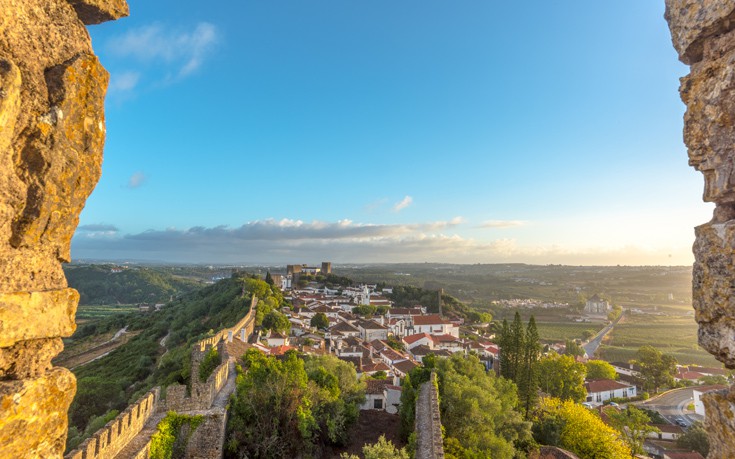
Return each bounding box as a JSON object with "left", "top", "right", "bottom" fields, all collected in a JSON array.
[
  {"left": 536, "top": 322, "right": 605, "bottom": 343},
  {"left": 75, "top": 304, "right": 139, "bottom": 322},
  {"left": 597, "top": 312, "right": 721, "bottom": 367}
]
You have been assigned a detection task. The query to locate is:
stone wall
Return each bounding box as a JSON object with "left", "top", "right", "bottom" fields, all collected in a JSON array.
[
  {"left": 665, "top": 1, "right": 735, "bottom": 457},
  {"left": 414, "top": 372, "right": 444, "bottom": 459},
  {"left": 0, "top": 1, "right": 127, "bottom": 457},
  {"left": 162, "top": 360, "right": 229, "bottom": 413},
  {"left": 198, "top": 296, "right": 257, "bottom": 352},
  {"left": 183, "top": 409, "right": 227, "bottom": 459},
  {"left": 65, "top": 387, "right": 159, "bottom": 459},
  {"left": 164, "top": 346, "right": 230, "bottom": 412}
]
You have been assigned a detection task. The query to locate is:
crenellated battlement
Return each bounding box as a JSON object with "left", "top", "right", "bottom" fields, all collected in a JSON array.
[
  {"left": 198, "top": 296, "right": 258, "bottom": 352},
  {"left": 65, "top": 387, "right": 159, "bottom": 459}
]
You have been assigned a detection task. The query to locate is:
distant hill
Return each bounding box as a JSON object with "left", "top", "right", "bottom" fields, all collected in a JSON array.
[{"left": 64, "top": 264, "right": 205, "bottom": 305}]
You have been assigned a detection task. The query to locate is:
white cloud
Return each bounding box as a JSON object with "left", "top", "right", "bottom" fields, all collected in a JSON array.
[
  {"left": 393, "top": 196, "right": 413, "bottom": 212},
  {"left": 108, "top": 71, "right": 141, "bottom": 93},
  {"left": 71, "top": 218, "right": 694, "bottom": 266},
  {"left": 479, "top": 220, "right": 526, "bottom": 228},
  {"left": 107, "top": 22, "right": 219, "bottom": 80},
  {"left": 127, "top": 171, "right": 147, "bottom": 189}
]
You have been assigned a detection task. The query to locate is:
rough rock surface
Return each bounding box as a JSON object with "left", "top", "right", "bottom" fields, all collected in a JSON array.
[
  {"left": 666, "top": 1, "right": 735, "bottom": 457},
  {"left": 0, "top": 0, "right": 127, "bottom": 457}
]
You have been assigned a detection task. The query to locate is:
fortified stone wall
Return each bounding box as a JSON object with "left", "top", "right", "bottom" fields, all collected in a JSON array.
[
  {"left": 65, "top": 387, "right": 159, "bottom": 459},
  {"left": 183, "top": 409, "right": 227, "bottom": 459},
  {"left": 197, "top": 296, "right": 257, "bottom": 351},
  {"left": 0, "top": 1, "right": 127, "bottom": 458},
  {"left": 414, "top": 372, "right": 444, "bottom": 459},
  {"left": 665, "top": 1, "right": 735, "bottom": 457},
  {"left": 162, "top": 360, "right": 229, "bottom": 413}
]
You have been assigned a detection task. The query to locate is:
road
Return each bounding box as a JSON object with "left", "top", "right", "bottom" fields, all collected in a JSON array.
[
  {"left": 638, "top": 387, "right": 701, "bottom": 427},
  {"left": 583, "top": 314, "right": 623, "bottom": 357}
]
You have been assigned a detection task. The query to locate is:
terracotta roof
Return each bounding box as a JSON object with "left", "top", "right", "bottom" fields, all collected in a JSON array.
[
  {"left": 358, "top": 319, "right": 389, "bottom": 330},
  {"left": 410, "top": 344, "right": 433, "bottom": 356},
  {"left": 370, "top": 340, "right": 389, "bottom": 352},
  {"left": 380, "top": 347, "right": 405, "bottom": 362},
  {"left": 687, "top": 365, "right": 727, "bottom": 376},
  {"left": 412, "top": 314, "right": 452, "bottom": 325},
  {"left": 431, "top": 334, "right": 459, "bottom": 343},
  {"left": 678, "top": 371, "right": 705, "bottom": 380},
  {"left": 652, "top": 424, "right": 685, "bottom": 434},
  {"left": 403, "top": 333, "right": 432, "bottom": 345},
  {"left": 585, "top": 379, "right": 634, "bottom": 393},
  {"left": 330, "top": 321, "right": 359, "bottom": 333},
  {"left": 365, "top": 379, "right": 390, "bottom": 394},
  {"left": 269, "top": 345, "right": 295, "bottom": 356},
  {"left": 393, "top": 360, "right": 418, "bottom": 374},
  {"left": 362, "top": 362, "right": 390, "bottom": 373}
]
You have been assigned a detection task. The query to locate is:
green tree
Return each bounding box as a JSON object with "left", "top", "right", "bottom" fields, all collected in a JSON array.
[
  {"left": 310, "top": 312, "right": 329, "bottom": 330},
  {"left": 635, "top": 345, "right": 677, "bottom": 393},
  {"left": 518, "top": 316, "right": 541, "bottom": 419},
  {"left": 536, "top": 353, "right": 587, "bottom": 403},
  {"left": 226, "top": 350, "right": 363, "bottom": 458},
  {"left": 585, "top": 360, "right": 617, "bottom": 380},
  {"left": 435, "top": 354, "right": 532, "bottom": 458},
  {"left": 563, "top": 339, "right": 585, "bottom": 358},
  {"left": 676, "top": 421, "right": 709, "bottom": 457},
  {"left": 265, "top": 271, "right": 274, "bottom": 286},
  {"left": 261, "top": 310, "right": 290, "bottom": 334},
  {"left": 534, "top": 398, "right": 631, "bottom": 459},
  {"left": 607, "top": 406, "right": 658, "bottom": 457},
  {"left": 340, "top": 435, "right": 409, "bottom": 459},
  {"left": 198, "top": 347, "right": 221, "bottom": 382}
]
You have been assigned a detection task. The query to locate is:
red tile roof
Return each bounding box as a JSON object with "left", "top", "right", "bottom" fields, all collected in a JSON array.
[
  {"left": 412, "top": 314, "right": 452, "bottom": 325},
  {"left": 403, "top": 333, "right": 432, "bottom": 345},
  {"left": 365, "top": 379, "right": 390, "bottom": 394},
  {"left": 585, "top": 379, "right": 633, "bottom": 393}
]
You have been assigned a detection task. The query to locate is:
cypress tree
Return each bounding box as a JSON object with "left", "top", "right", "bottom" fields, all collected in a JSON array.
[
  {"left": 508, "top": 311, "right": 525, "bottom": 381},
  {"left": 498, "top": 319, "right": 511, "bottom": 379},
  {"left": 519, "top": 315, "right": 540, "bottom": 419}
]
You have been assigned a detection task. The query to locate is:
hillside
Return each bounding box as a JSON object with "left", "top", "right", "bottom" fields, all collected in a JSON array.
[
  {"left": 64, "top": 274, "right": 283, "bottom": 451},
  {"left": 64, "top": 264, "right": 205, "bottom": 305}
]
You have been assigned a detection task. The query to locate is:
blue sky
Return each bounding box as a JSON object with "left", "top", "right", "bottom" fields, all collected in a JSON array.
[{"left": 72, "top": 1, "right": 712, "bottom": 265}]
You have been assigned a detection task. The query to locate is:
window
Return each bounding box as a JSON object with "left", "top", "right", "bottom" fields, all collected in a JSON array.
[{"left": 374, "top": 398, "right": 383, "bottom": 409}]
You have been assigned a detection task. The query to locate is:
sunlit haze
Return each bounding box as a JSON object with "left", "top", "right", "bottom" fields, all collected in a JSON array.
[{"left": 72, "top": 1, "right": 713, "bottom": 265}]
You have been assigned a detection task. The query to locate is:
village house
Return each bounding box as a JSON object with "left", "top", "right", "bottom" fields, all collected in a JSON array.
[
  {"left": 410, "top": 314, "right": 459, "bottom": 338},
  {"left": 357, "top": 319, "right": 390, "bottom": 341},
  {"left": 403, "top": 333, "right": 434, "bottom": 350},
  {"left": 360, "top": 379, "right": 402, "bottom": 414},
  {"left": 266, "top": 332, "right": 290, "bottom": 348},
  {"left": 584, "top": 379, "right": 637, "bottom": 403}
]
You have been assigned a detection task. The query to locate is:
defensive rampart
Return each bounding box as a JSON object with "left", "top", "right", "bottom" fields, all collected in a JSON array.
[
  {"left": 415, "top": 372, "right": 444, "bottom": 459},
  {"left": 162, "top": 358, "right": 230, "bottom": 413},
  {"left": 65, "top": 387, "right": 159, "bottom": 459},
  {"left": 198, "top": 296, "right": 257, "bottom": 352}
]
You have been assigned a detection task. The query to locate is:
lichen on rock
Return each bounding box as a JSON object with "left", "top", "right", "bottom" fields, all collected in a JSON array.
[{"left": 0, "top": 0, "right": 127, "bottom": 457}]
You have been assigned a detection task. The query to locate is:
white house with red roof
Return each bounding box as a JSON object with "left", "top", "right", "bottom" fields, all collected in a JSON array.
[
  {"left": 402, "top": 333, "right": 434, "bottom": 350},
  {"left": 584, "top": 379, "right": 636, "bottom": 403},
  {"left": 410, "top": 314, "right": 459, "bottom": 338}
]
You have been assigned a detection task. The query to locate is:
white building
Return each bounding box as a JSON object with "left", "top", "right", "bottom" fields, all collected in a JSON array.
[
  {"left": 584, "top": 379, "right": 636, "bottom": 403},
  {"left": 584, "top": 294, "right": 611, "bottom": 314}
]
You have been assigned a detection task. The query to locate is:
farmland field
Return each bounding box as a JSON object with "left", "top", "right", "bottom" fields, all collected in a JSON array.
[
  {"left": 75, "top": 304, "right": 139, "bottom": 322},
  {"left": 536, "top": 322, "right": 605, "bottom": 343},
  {"left": 597, "top": 312, "right": 720, "bottom": 367}
]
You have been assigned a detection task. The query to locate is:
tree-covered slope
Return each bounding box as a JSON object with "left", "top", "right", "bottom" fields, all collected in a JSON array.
[
  {"left": 64, "top": 264, "right": 204, "bottom": 305},
  {"left": 66, "top": 274, "right": 283, "bottom": 451}
]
